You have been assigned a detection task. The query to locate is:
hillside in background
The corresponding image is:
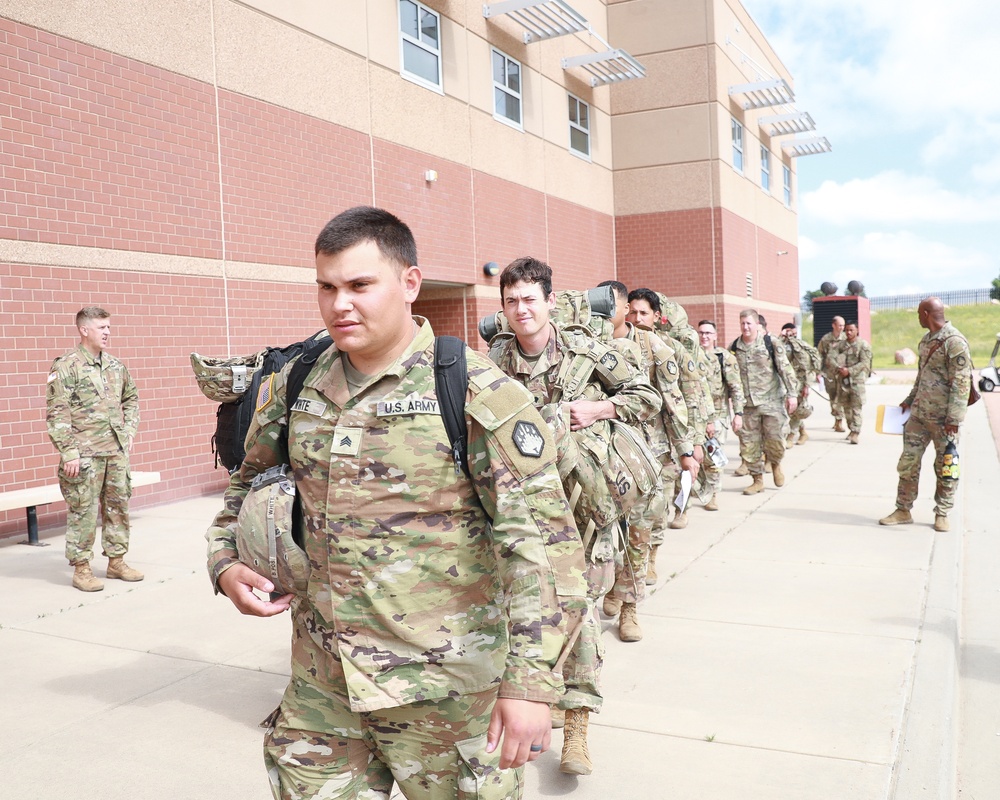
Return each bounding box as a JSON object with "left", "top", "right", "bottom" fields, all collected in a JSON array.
[{"left": 800, "top": 304, "right": 1000, "bottom": 371}]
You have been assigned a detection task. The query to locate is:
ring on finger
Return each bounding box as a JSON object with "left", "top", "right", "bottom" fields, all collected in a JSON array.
[{"left": 529, "top": 744, "right": 543, "bottom": 752}]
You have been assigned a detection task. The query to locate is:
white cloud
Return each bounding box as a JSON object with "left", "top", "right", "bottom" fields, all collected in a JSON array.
[{"left": 801, "top": 171, "right": 1000, "bottom": 225}]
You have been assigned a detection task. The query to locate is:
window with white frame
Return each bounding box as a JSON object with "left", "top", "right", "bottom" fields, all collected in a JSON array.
[
  {"left": 783, "top": 165, "right": 792, "bottom": 206},
  {"left": 760, "top": 146, "right": 770, "bottom": 191},
  {"left": 492, "top": 49, "right": 522, "bottom": 129},
  {"left": 731, "top": 118, "right": 744, "bottom": 173},
  {"left": 569, "top": 94, "right": 590, "bottom": 157},
  {"left": 399, "top": 0, "right": 441, "bottom": 91}
]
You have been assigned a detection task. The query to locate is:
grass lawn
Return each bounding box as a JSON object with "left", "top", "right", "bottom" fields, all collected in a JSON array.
[{"left": 801, "top": 303, "right": 1000, "bottom": 371}]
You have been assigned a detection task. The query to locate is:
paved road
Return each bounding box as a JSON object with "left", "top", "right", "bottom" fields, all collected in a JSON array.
[{"left": 2, "top": 380, "right": 998, "bottom": 799}]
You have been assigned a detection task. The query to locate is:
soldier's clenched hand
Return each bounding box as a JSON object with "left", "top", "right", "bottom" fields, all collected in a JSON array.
[
  {"left": 486, "top": 698, "right": 552, "bottom": 769},
  {"left": 218, "top": 562, "right": 293, "bottom": 617}
]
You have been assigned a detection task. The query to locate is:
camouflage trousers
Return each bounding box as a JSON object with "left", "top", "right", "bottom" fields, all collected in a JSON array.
[
  {"left": 699, "top": 423, "right": 729, "bottom": 499},
  {"left": 59, "top": 452, "right": 132, "bottom": 564},
  {"left": 824, "top": 373, "right": 843, "bottom": 421},
  {"left": 264, "top": 677, "right": 520, "bottom": 800},
  {"left": 651, "top": 453, "right": 680, "bottom": 547},
  {"left": 611, "top": 495, "right": 658, "bottom": 604},
  {"left": 560, "top": 540, "right": 612, "bottom": 712},
  {"left": 894, "top": 416, "right": 960, "bottom": 516},
  {"left": 839, "top": 383, "right": 866, "bottom": 434},
  {"left": 739, "top": 404, "right": 787, "bottom": 475},
  {"left": 788, "top": 394, "right": 813, "bottom": 431}
]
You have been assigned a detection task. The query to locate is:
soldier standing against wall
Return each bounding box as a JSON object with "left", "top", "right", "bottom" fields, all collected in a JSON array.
[
  {"left": 207, "top": 208, "right": 587, "bottom": 800},
  {"left": 879, "top": 297, "right": 972, "bottom": 532},
  {"left": 697, "top": 319, "right": 745, "bottom": 510},
  {"left": 46, "top": 307, "right": 142, "bottom": 592},
  {"left": 731, "top": 309, "right": 800, "bottom": 495},
  {"left": 780, "top": 322, "right": 816, "bottom": 446},
  {"left": 832, "top": 321, "right": 873, "bottom": 444},
  {"left": 818, "top": 315, "right": 846, "bottom": 431}
]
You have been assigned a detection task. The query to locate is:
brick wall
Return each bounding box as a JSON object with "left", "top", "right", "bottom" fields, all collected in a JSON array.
[{"left": 547, "top": 195, "right": 615, "bottom": 290}]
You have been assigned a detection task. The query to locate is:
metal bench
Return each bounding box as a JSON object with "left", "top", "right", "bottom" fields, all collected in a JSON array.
[{"left": 0, "top": 471, "right": 162, "bottom": 546}]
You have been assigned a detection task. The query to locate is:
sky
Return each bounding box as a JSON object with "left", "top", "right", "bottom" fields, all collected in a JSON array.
[{"left": 740, "top": 0, "right": 1000, "bottom": 299}]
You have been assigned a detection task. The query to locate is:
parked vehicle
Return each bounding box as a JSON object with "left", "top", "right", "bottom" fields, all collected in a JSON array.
[{"left": 979, "top": 333, "right": 1000, "bottom": 393}]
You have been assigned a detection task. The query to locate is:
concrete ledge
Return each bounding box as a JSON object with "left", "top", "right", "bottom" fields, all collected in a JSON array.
[{"left": 0, "top": 472, "right": 162, "bottom": 514}]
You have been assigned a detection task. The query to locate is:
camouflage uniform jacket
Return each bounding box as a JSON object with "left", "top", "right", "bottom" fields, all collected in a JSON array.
[
  {"left": 206, "top": 319, "right": 587, "bottom": 713},
  {"left": 818, "top": 331, "right": 845, "bottom": 377},
  {"left": 903, "top": 322, "right": 972, "bottom": 426},
  {"left": 655, "top": 298, "right": 714, "bottom": 435},
  {"left": 831, "top": 337, "right": 873, "bottom": 388},
  {"left": 46, "top": 344, "right": 139, "bottom": 461},
  {"left": 783, "top": 337, "right": 817, "bottom": 389},
  {"left": 624, "top": 323, "right": 692, "bottom": 458},
  {"left": 732, "top": 332, "right": 800, "bottom": 409},
  {"left": 705, "top": 346, "right": 746, "bottom": 422}
]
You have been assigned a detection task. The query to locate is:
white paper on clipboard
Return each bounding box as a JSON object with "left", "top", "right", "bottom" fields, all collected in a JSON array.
[
  {"left": 674, "top": 469, "right": 692, "bottom": 511},
  {"left": 876, "top": 405, "right": 910, "bottom": 435}
]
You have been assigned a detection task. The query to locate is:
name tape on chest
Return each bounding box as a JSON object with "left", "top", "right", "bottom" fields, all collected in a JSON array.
[
  {"left": 376, "top": 396, "right": 441, "bottom": 417},
  {"left": 291, "top": 397, "right": 327, "bottom": 417}
]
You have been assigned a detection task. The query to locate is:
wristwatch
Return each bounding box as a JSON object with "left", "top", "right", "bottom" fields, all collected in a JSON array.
[{"left": 681, "top": 451, "right": 694, "bottom": 459}]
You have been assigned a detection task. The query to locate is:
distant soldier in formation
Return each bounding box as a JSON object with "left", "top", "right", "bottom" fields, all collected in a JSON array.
[
  {"left": 730, "top": 309, "right": 800, "bottom": 495},
  {"left": 880, "top": 297, "right": 972, "bottom": 532},
  {"left": 831, "top": 321, "right": 873, "bottom": 444},
  {"left": 818, "top": 316, "right": 846, "bottom": 432},
  {"left": 47, "top": 306, "right": 142, "bottom": 592},
  {"left": 697, "top": 319, "right": 744, "bottom": 511},
  {"left": 779, "top": 322, "right": 816, "bottom": 446}
]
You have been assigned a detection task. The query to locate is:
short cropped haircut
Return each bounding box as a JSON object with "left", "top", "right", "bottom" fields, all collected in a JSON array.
[
  {"left": 781, "top": 322, "right": 796, "bottom": 331},
  {"left": 739, "top": 308, "right": 759, "bottom": 321},
  {"left": 628, "top": 288, "right": 660, "bottom": 312},
  {"left": 697, "top": 319, "right": 716, "bottom": 330},
  {"left": 499, "top": 257, "right": 553, "bottom": 298},
  {"left": 845, "top": 320, "right": 858, "bottom": 328},
  {"left": 314, "top": 206, "right": 417, "bottom": 271},
  {"left": 76, "top": 307, "right": 110, "bottom": 327},
  {"left": 597, "top": 279, "right": 628, "bottom": 301}
]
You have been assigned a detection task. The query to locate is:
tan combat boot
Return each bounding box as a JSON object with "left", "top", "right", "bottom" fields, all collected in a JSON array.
[
  {"left": 107, "top": 557, "right": 144, "bottom": 582},
  {"left": 743, "top": 476, "right": 765, "bottom": 495},
  {"left": 834, "top": 419, "right": 845, "bottom": 432},
  {"left": 733, "top": 461, "right": 749, "bottom": 477},
  {"left": 72, "top": 561, "right": 104, "bottom": 592},
  {"left": 772, "top": 461, "right": 785, "bottom": 487},
  {"left": 668, "top": 510, "right": 688, "bottom": 529},
  {"left": 619, "top": 602, "right": 642, "bottom": 642},
  {"left": 603, "top": 591, "right": 623, "bottom": 617},
  {"left": 934, "top": 515, "right": 949, "bottom": 532},
  {"left": 704, "top": 494, "right": 718, "bottom": 511},
  {"left": 645, "top": 546, "right": 659, "bottom": 585},
  {"left": 879, "top": 509, "right": 913, "bottom": 526},
  {"left": 786, "top": 432, "right": 797, "bottom": 447},
  {"left": 797, "top": 428, "right": 809, "bottom": 445},
  {"left": 560, "top": 708, "right": 593, "bottom": 775},
  {"left": 847, "top": 432, "right": 859, "bottom": 444}
]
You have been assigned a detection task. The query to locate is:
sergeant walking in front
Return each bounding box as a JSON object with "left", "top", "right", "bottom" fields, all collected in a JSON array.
[
  {"left": 880, "top": 297, "right": 973, "bottom": 532},
  {"left": 818, "top": 315, "right": 847, "bottom": 431},
  {"left": 47, "top": 306, "right": 142, "bottom": 591},
  {"left": 206, "top": 207, "right": 587, "bottom": 800},
  {"left": 832, "top": 321, "right": 873, "bottom": 444},
  {"left": 489, "top": 259, "right": 660, "bottom": 776},
  {"left": 730, "top": 309, "right": 800, "bottom": 495}
]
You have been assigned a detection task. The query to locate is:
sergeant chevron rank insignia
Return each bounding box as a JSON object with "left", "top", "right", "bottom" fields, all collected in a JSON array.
[
  {"left": 512, "top": 420, "right": 544, "bottom": 458},
  {"left": 330, "top": 426, "right": 363, "bottom": 456}
]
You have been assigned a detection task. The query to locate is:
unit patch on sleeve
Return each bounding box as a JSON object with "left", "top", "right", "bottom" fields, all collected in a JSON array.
[
  {"left": 512, "top": 420, "right": 545, "bottom": 458},
  {"left": 666, "top": 361, "right": 677, "bottom": 375},
  {"left": 599, "top": 352, "right": 619, "bottom": 371}
]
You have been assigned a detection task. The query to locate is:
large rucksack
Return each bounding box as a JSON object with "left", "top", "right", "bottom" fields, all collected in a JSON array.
[{"left": 478, "top": 286, "right": 616, "bottom": 345}]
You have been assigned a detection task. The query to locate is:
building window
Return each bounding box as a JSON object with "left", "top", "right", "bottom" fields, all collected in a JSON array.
[
  {"left": 569, "top": 94, "right": 590, "bottom": 158},
  {"left": 731, "top": 118, "right": 744, "bottom": 173},
  {"left": 760, "top": 146, "right": 770, "bottom": 192},
  {"left": 492, "top": 49, "right": 522, "bottom": 129},
  {"left": 783, "top": 165, "right": 792, "bottom": 206},
  {"left": 399, "top": 0, "right": 441, "bottom": 91}
]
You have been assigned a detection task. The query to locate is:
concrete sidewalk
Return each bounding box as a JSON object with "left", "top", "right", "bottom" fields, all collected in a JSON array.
[{"left": 3, "top": 382, "right": 998, "bottom": 800}]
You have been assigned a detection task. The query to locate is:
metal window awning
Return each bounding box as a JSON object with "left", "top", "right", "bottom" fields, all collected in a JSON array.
[
  {"left": 758, "top": 110, "right": 815, "bottom": 138},
  {"left": 562, "top": 48, "right": 645, "bottom": 85},
  {"left": 782, "top": 136, "right": 832, "bottom": 157},
  {"left": 482, "top": 0, "right": 588, "bottom": 43},
  {"left": 729, "top": 78, "right": 794, "bottom": 109}
]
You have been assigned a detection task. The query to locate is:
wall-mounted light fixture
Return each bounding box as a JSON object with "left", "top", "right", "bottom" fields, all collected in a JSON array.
[
  {"left": 483, "top": 261, "right": 500, "bottom": 277},
  {"left": 424, "top": 170, "right": 438, "bottom": 183},
  {"left": 776, "top": 250, "right": 788, "bottom": 256}
]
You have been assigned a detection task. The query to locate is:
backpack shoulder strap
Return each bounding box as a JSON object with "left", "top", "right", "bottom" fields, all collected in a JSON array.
[
  {"left": 434, "top": 335, "right": 471, "bottom": 479},
  {"left": 763, "top": 334, "right": 779, "bottom": 372}
]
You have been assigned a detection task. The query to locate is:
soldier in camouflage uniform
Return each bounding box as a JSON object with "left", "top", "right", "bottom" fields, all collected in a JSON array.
[
  {"left": 818, "top": 316, "right": 846, "bottom": 431},
  {"left": 880, "top": 297, "right": 972, "bottom": 533},
  {"left": 780, "top": 322, "right": 816, "bottom": 446},
  {"left": 730, "top": 309, "right": 800, "bottom": 494},
  {"left": 598, "top": 281, "right": 693, "bottom": 637},
  {"left": 490, "top": 259, "right": 660, "bottom": 777},
  {"left": 47, "top": 306, "right": 142, "bottom": 592},
  {"left": 830, "top": 321, "right": 873, "bottom": 444},
  {"left": 207, "top": 208, "right": 588, "bottom": 800},
  {"left": 627, "top": 289, "right": 710, "bottom": 531},
  {"left": 697, "top": 320, "right": 745, "bottom": 510}
]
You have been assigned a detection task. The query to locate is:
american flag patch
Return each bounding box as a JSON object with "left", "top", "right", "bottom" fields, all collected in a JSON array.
[{"left": 256, "top": 374, "right": 275, "bottom": 412}]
